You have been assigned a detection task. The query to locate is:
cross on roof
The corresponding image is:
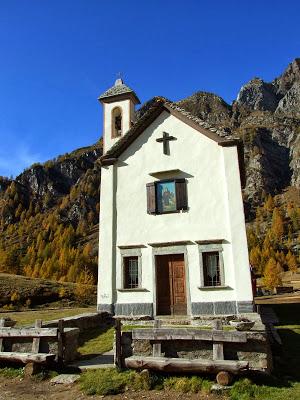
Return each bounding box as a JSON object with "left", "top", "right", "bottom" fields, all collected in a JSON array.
[{"left": 156, "top": 132, "right": 176, "bottom": 155}]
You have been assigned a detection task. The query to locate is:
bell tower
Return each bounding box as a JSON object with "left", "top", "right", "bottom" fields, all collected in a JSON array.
[{"left": 98, "top": 78, "right": 140, "bottom": 154}]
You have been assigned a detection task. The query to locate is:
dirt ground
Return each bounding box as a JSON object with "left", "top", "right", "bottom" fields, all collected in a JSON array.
[{"left": 0, "top": 377, "right": 224, "bottom": 400}]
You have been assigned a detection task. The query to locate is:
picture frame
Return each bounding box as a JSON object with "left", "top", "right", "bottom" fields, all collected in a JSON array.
[{"left": 156, "top": 181, "right": 177, "bottom": 213}]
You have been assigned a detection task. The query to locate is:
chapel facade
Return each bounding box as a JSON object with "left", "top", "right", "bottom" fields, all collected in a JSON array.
[{"left": 97, "top": 79, "right": 254, "bottom": 318}]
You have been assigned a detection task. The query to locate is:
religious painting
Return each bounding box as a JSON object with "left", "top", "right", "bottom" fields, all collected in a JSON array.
[{"left": 156, "top": 181, "right": 177, "bottom": 213}]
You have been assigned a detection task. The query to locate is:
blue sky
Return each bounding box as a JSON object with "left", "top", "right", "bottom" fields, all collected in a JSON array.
[{"left": 0, "top": 0, "right": 299, "bottom": 177}]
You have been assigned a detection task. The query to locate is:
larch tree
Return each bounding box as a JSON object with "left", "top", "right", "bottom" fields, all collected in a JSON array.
[
  {"left": 286, "top": 250, "right": 298, "bottom": 272},
  {"left": 263, "top": 257, "right": 283, "bottom": 290},
  {"left": 271, "top": 207, "right": 284, "bottom": 241}
]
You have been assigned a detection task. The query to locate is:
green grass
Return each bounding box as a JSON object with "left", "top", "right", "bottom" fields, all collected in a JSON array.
[
  {"left": 163, "top": 376, "right": 212, "bottom": 394},
  {"left": 78, "top": 324, "right": 146, "bottom": 355},
  {"left": 230, "top": 378, "right": 300, "bottom": 400},
  {"left": 0, "top": 367, "right": 24, "bottom": 378},
  {"left": 0, "top": 307, "right": 96, "bottom": 326},
  {"left": 80, "top": 368, "right": 151, "bottom": 395},
  {"left": 78, "top": 326, "right": 115, "bottom": 355},
  {"left": 80, "top": 369, "right": 213, "bottom": 396}
]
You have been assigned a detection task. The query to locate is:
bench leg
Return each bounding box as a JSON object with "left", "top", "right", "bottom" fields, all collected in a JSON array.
[
  {"left": 24, "top": 362, "right": 41, "bottom": 377},
  {"left": 216, "top": 371, "right": 232, "bottom": 386}
]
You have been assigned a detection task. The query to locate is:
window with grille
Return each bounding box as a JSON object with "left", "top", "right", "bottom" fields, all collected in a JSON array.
[
  {"left": 203, "top": 252, "right": 221, "bottom": 286},
  {"left": 124, "top": 256, "right": 139, "bottom": 289}
]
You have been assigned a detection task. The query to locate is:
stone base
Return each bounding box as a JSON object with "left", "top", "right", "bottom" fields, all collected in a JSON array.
[
  {"left": 97, "top": 301, "right": 254, "bottom": 319},
  {"left": 99, "top": 303, "right": 153, "bottom": 318},
  {"left": 97, "top": 304, "right": 115, "bottom": 314},
  {"left": 191, "top": 301, "right": 254, "bottom": 316}
]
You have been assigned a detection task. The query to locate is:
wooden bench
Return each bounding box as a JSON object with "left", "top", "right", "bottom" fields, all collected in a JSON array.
[
  {"left": 118, "top": 319, "right": 250, "bottom": 385},
  {"left": 125, "top": 356, "right": 249, "bottom": 374},
  {"left": 0, "top": 318, "right": 64, "bottom": 371}
]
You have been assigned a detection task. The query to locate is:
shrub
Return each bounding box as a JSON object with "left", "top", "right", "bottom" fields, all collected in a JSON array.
[
  {"left": 164, "top": 376, "right": 191, "bottom": 392},
  {"left": 163, "top": 375, "right": 208, "bottom": 393},
  {"left": 200, "top": 379, "right": 212, "bottom": 394},
  {"left": 0, "top": 367, "right": 24, "bottom": 378},
  {"left": 131, "top": 369, "right": 152, "bottom": 390},
  {"left": 81, "top": 370, "right": 213, "bottom": 397},
  {"left": 10, "top": 291, "right": 20, "bottom": 303},
  {"left": 80, "top": 368, "right": 140, "bottom": 396},
  {"left": 2, "top": 303, "right": 16, "bottom": 311},
  {"left": 189, "top": 375, "right": 203, "bottom": 393},
  {"left": 230, "top": 378, "right": 256, "bottom": 400}
]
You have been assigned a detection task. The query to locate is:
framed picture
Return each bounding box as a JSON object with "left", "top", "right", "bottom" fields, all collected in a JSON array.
[{"left": 156, "top": 181, "right": 176, "bottom": 213}]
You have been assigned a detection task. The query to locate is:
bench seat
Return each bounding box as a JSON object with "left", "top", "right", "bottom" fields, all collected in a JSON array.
[
  {"left": 125, "top": 356, "right": 249, "bottom": 374},
  {"left": 0, "top": 352, "right": 56, "bottom": 364}
]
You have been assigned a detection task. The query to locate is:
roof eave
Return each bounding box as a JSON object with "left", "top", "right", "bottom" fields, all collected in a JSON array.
[
  {"left": 164, "top": 104, "right": 223, "bottom": 144},
  {"left": 98, "top": 91, "right": 141, "bottom": 105}
]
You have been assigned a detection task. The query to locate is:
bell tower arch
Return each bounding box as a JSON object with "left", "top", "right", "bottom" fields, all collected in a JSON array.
[{"left": 98, "top": 78, "right": 140, "bottom": 154}]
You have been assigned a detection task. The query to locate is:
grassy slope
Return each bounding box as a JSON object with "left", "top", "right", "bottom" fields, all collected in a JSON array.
[
  {"left": 0, "top": 272, "right": 96, "bottom": 308},
  {"left": 0, "top": 307, "right": 96, "bottom": 326}
]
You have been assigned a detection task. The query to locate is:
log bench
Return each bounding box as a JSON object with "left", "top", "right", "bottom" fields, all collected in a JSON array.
[
  {"left": 125, "top": 356, "right": 249, "bottom": 374},
  {"left": 0, "top": 352, "right": 56, "bottom": 364},
  {"left": 118, "top": 319, "right": 252, "bottom": 385},
  {"left": 0, "top": 318, "right": 65, "bottom": 373}
]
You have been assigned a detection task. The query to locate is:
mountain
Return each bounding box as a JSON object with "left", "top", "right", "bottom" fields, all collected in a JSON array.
[
  {"left": 0, "top": 59, "right": 299, "bottom": 287},
  {"left": 0, "top": 142, "right": 102, "bottom": 284},
  {"left": 177, "top": 59, "right": 300, "bottom": 211}
]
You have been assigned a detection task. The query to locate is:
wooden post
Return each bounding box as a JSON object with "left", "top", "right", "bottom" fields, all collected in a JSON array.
[
  {"left": 57, "top": 319, "right": 64, "bottom": 365},
  {"left": 216, "top": 370, "right": 232, "bottom": 386},
  {"left": 115, "top": 319, "right": 122, "bottom": 368},
  {"left": 0, "top": 319, "right": 4, "bottom": 351},
  {"left": 32, "top": 320, "right": 42, "bottom": 353},
  {"left": 212, "top": 319, "right": 224, "bottom": 361},
  {"left": 153, "top": 319, "right": 162, "bottom": 357}
]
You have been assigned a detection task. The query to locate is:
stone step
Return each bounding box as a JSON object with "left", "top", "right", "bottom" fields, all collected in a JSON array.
[{"left": 69, "top": 350, "right": 115, "bottom": 371}]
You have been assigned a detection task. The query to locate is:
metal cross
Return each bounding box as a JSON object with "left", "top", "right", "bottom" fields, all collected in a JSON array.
[{"left": 156, "top": 132, "right": 176, "bottom": 155}]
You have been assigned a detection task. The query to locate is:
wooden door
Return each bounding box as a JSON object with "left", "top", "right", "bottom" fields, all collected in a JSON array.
[{"left": 156, "top": 254, "right": 187, "bottom": 315}]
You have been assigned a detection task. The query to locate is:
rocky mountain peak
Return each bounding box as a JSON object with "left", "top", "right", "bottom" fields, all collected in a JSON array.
[
  {"left": 273, "top": 58, "right": 300, "bottom": 117},
  {"left": 274, "top": 58, "right": 300, "bottom": 95},
  {"left": 236, "top": 77, "right": 279, "bottom": 112},
  {"left": 235, "top": 58, "right": 300, "bottom": 117},
  {"left": 177, "top": 91, "right": 232, "bottom": 126}
]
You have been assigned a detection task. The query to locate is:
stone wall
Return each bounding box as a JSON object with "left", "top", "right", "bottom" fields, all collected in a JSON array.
[
  {"left": 41, "top": 312, "right": 113, "bottom": 362},
  {"left": 120, "top": 326, "right": 272, "bottom": 373},
  {"left": 43, "top": 311, "right": 113, "bottom": 331}
]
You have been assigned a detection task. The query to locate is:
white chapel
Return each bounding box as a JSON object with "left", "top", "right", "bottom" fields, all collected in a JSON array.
[{"left": 97, "top": 78, "right": 254, "bottom": 318}]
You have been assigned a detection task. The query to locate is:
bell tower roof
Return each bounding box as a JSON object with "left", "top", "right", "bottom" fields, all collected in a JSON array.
[{"left": 98, "top": 78, "right": 140, "bottom": 104}]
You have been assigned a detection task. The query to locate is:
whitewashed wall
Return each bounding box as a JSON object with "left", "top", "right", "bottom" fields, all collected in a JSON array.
[
  {"left": 102, "top": 99, "right": 134, "bottom": 153},
  {"left": 98, "top": 110, "right": 253, "bottom": 314}
]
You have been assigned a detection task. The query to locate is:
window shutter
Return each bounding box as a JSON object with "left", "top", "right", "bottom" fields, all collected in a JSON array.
[
  {"left": 146, "top": 182, "right": 156, "bottom": 214},
  {"left": 175, "top": 178, "right": 188, "bottom": 210}
]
